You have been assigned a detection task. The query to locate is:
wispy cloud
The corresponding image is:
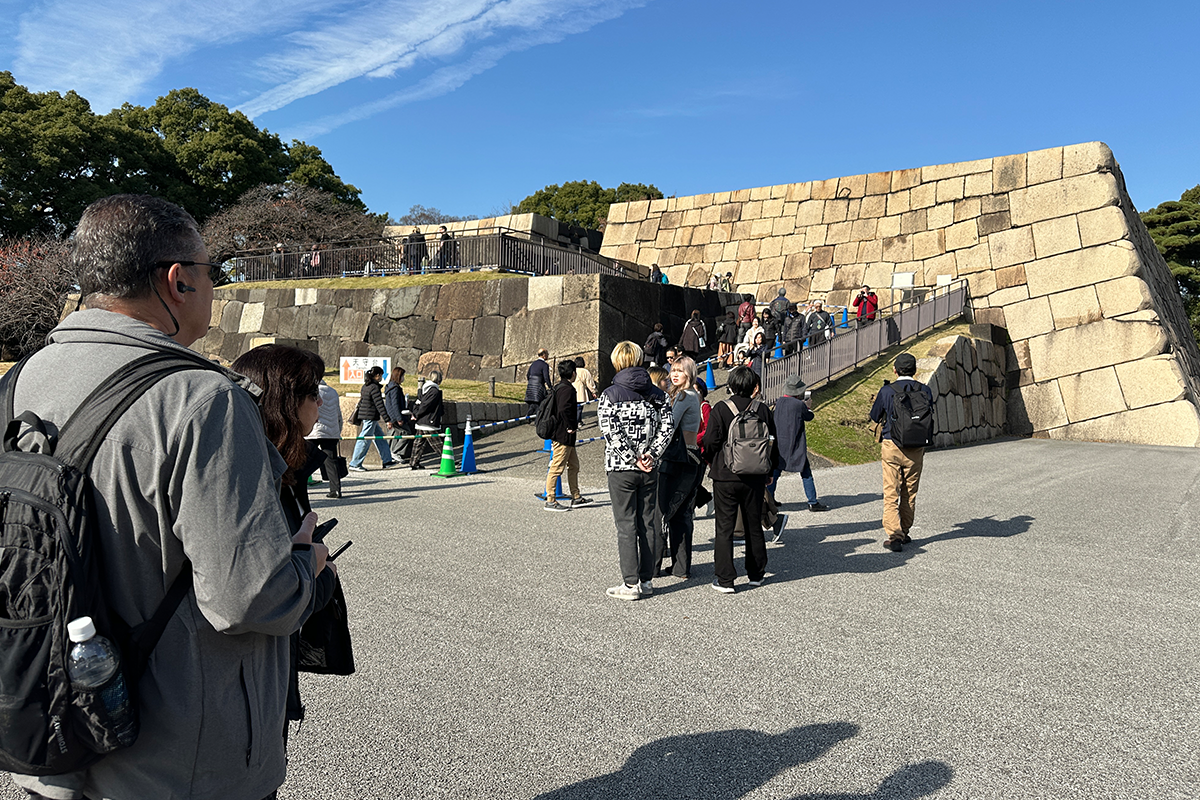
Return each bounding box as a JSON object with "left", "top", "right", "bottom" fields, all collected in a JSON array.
[
  {"left": 240, "top": 0, "right": 645, "bottom": 121},
  {"left": 283, "top": 0, "right": 646, "bottom": 138},
  {"left": 13, "top": 0, "right": 338, "bottom": 111},
  {"left": 10, "top": 0, "right": 645, "bottom": 133}
]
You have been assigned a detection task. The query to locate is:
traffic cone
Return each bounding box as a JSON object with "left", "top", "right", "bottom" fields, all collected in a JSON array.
[
  {"left": 840, "top": 308, "right": 849, "bottom": 328},
  {"left": 773, "top": 342, "right": 783, "bottom": 358},
  {"left": 435, "top": 428, "right": 458, "bottom": 477},
  {"left": 460, "top": 416, "right": 477, "bottom": 475},
  {"left": 705, "top": 360, "right": 716, "bottom": 390}
]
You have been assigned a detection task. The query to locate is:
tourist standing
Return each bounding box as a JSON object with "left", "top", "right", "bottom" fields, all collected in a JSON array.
[{"left": 656, "top": 356, "right": 703, "bottom": 579}]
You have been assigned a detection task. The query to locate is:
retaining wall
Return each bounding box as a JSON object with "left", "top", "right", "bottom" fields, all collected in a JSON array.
[{"left": 915, "top": 334, "right": 1008, "bottom": 447}]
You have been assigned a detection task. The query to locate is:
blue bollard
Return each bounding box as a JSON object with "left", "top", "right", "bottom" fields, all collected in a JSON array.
[
  {"left": 705, "top": 361, "right": 716, "bottom": 390},
  {"left": 460, "top": 417, "right": 477, "bottom": 475}
]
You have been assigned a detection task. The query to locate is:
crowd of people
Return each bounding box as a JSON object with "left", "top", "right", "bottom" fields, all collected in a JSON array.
[{"left": 0, "top": 192, "right": 928, "bottom": 797}]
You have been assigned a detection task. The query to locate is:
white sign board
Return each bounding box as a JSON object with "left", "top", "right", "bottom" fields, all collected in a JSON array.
[{"left": 339, "top": 356, "right": 392, "bottom": 384}]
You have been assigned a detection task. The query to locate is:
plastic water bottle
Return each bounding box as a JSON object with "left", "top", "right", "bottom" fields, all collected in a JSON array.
[{"left": 66, "top": 617, "right": 136, "bottom": 747}]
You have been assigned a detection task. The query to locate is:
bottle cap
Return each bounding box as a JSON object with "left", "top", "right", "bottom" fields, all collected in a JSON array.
[{"left": 67, "top": 617, "right": 96, "bottom": 643}]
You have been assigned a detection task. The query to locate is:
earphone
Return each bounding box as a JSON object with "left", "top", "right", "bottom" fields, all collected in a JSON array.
[{"left": 176, "top": 282, "right": 196, "bottom": 293}]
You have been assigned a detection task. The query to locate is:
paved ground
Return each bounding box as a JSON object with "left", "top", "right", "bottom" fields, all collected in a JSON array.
[{"left": 8, "top": 433, "right": 1198, "bottom": 798}]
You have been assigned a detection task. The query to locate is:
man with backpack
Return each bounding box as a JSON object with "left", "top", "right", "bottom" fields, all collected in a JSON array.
[
  {"left": 3, "top": 195, "right": 327, "bottom": 800},
  {"left": 700, "top": 366, "right": 780, "bottom": 593},
  {"left": 869, "top": 352, "right": 935, "bottom": 552}
]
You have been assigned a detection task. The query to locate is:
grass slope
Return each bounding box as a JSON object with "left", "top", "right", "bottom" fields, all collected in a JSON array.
[{"left": 805, "top": 321, "right": 971, "bottom": 465}]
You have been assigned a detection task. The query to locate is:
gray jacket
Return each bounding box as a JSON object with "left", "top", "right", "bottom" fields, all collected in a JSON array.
[{"left": 6, "top": 310, "right": 319, "bottom": 800}]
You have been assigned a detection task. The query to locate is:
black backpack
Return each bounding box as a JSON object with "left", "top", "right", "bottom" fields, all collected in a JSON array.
[
  {"left": 534, "top": 391, "right": 558, "bottom": 440},
  {"left": 0, "top": 350, "right": 216, "bottom": 775},
  {"left": 890, "top": 382, "right": 934, "bottom": 448}
]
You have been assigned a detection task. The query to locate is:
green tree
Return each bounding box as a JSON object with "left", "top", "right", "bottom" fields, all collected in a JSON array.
[
  {"left": 1141, "top": 186, "right": 1200, "bottom": 341},
  {"left": 0, "top": 72, "right": 191, "bottom": 237},
  {"left": 516, "top": 180, "right": 664, "bottom": 229},
  {"left": 286, "top": 141, "right": 365, "bottom": 211}
]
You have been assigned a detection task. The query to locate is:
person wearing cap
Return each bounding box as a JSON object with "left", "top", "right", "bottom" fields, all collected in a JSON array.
[
  {"left": 768, "top": 285, "right": 790, "bottom": 321},
  {"left": 720, "top": 272, "right": 733, "bottom": 293},
  {"left": 853, "top": 285, "right": 879, "bottom": 326},
  {"left": 869, "top": 353, "right": 933, "bottom": 552},
  {"left": 773, "top": 375, "right": 827, "bottom": 516}
]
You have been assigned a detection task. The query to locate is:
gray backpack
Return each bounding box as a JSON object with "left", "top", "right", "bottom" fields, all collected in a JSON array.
[{"left": 720, "top": 399, "right": 773, "bottom": 475}]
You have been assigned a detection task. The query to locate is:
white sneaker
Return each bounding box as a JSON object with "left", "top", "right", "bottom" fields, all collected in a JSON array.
[
  {"left": 639, "top": 581, "right": 653, "bottom": 596},
  {"left": 747, "top": 576, "right": 766, "bottom": 587},
  {"left": 606, "top": 583, "right": 640, "bottom": 601},
  {"left": 348, "top": 465, "right": 367, "bottom": 473},
  {"left": 711, "top": 580, "right": 735, "bottom": 594}
]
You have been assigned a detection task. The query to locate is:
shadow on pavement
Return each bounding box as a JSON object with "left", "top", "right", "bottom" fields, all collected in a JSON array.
[{"left": 532, "top": 722, "right": 953, "bottom": 800}]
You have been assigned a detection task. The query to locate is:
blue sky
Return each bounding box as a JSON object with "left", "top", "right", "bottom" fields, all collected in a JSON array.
[{"left": 2, "top": 0, "right": 1196, "bottom": 220}]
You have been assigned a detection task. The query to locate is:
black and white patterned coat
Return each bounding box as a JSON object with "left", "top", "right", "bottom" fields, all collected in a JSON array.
[{"left": 597, "top": 367, "right": 675, "bottom": 473}]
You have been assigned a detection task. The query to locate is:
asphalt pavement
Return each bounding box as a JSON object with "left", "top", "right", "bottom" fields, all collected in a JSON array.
[{"left": 7, "top": 433, "right": 1199, "bottom": 799}]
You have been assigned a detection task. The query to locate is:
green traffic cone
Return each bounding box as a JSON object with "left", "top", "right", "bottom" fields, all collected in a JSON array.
[{"left": 435, "top": 427, "right": 458, "bottom": 477}]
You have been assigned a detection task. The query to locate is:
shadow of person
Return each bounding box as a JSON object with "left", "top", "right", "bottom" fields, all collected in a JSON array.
[
  {"left": 788, "top": 760, "right": 954, "bottom": 799},
  {"left": 534, "top": 722, "right": 859, "bottom": 800},
  {"left": 917, "top": 515, "right": 1035, "bottom": 546},
  {"left": 778, "top": 492, "right": 882, "bottom": 511}
]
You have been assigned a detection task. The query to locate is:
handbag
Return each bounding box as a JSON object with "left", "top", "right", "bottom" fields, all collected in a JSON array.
[
  {"left": 320, "top": 455, "right": 349, "bottom": 480},
  {"left": 297, "top": 575, "right": 355, "bottom": 675}
]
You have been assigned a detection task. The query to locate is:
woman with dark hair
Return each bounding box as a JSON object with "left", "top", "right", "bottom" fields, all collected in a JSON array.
[
  {"left": 349, "top": 365, "right": 399, "bottom": 472},
  {"left": 385, "top": 367, "right": 414, "bottom": 463},
  {"left": 231, "top": 344, "right": 339, "bottom": 738},
  {"left": 746, "top": 331, "right": 768, "bottom": 377},
  {"left": 678, "top": 309, "right": 707, "bottom": 362}
]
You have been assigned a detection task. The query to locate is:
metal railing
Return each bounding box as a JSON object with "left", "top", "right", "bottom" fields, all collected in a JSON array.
[
  {"left": 227, "top": 230, "right": 628, "bottom": 282},
  {"left": 759, "top": 279, "right": 970, "bottom": 404}
]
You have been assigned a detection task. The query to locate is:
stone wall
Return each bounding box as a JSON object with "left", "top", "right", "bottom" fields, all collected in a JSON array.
[
  {"left": 915, "top": 334, "right": 1008, "bottom": 447},
  {"left": 196, "top": 275, "right": 727, "bottom": 388},
  {"left": 600, "top": 142, "right": 1200, "bottom": 447}
]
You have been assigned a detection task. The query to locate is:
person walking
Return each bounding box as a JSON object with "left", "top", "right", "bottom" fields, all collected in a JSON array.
[
  {"left": 525, "top": 348, "right": 552, "bottom": 418},
  {"left": 656, "top": 356, "right": 703, "bottom": 579},
  {"left": 701, "top": 366, "right": 780, "bottom": 593},
  {"left": 409, "top": 370, "right": 445, "bottom": 469},
  {"left": 678, "top": 309, "right": 707, "bottom": 362},
  {"left": 543, "top": 360, "right": 592, "bottom": 511},
  {"left": 773, "top": 375, "right": 828, "bottom": 515},
  {"left": 718, "top": 312, "right": 739, "bottom": 367},
  {"left": 305, "top": 378, "right": 345, "bottom": 498},
  {"left": 348, "top": 366, "right": 399, "bottom": 472},
  {"left": 869, "top": 353, "right": 934, "bottom": 551},
  {"left": 572, "top": 355, "right": 597, "bottom": 426},
  {"left": 768, "top": 285, "right": 790, "bottom": 320},
  {"left": 598, "top": 341, "right": 674, "bottom": 601},
  {"left": 737, "top": 293, "right": 755, "bottom": 339},
  {"left": 385, "top": 367, "right": 414, "bottom": 464},
  {"left": 643, "top": 323, "right": 669, "bottom": 367}
]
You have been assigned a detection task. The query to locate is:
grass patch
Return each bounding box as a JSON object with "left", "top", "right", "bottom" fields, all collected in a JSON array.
[
  {"left": 231, "top": 271, "right": 519, "bottom": 291},
  {"left": 806, "top": 321, "right": 973, "bottom": 466}
]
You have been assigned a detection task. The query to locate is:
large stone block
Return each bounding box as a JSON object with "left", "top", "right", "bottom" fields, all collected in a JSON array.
[
  {"left": 386, "top": 286, "right": 422, "bottom": 319},
  {"left": 945, "top": 220, "right": 979, "bottom": 251},
  {"left": 1032, "top": 215, "right": 1083, "bottom": 259},
  {"left": 995, "top": 265, "right": 1026, "bottom": 290},
  {"left": 1026, "top": 147, "right": 1063, "bottom": 184},
  {"left": 987, "top": 226, "right": 1034, "bottom": 269},
  {"left": 1114, "top": 355, "right": 1187, "bottom": 409},
  {"left": 499, "top": 278, "right": 528, "bottom": 316},
  {"left": 1062, "top": 142, "right": 1115, "bottom": 178},
  {"left": 1048, "top": 401, "right": 1200, "bottom": 448},
  {"left": 238, "top": 302, "right": 265, "bottom": 334},
  {"left": 1009, "top": 380, "right": 1068, "bottom": 434},
  {"left": 194, "top": 326, "right": 224, "bottom": 357},
  {"left": 449, "top": 318, "right": 473, "bottom": 353},
  {"left": 331, "top": 308, "right": 370, "bottom": 341},
  {"left": 956, "top": 243, "right": 993, "bottom": 275},
  {"left": 413, "top": 285, "right": 441, "bottom": 317},
  {"left": 1094, "top": 275, "right": 1152, "bottom": 318},
  {"left": 1026, "top": 319, "right": 1167, "bottom": 382},
  {"left": 260, "top": 306, "right": 279, "bottom": 335},
  {"left": 435, "top": 280, "right": 486, "bottom": 320},
  {"left": 370, "top": 289, "right": 390, "bottom": 316},
  {"left": 1049, "top": 286, "right": 1102, "bottom": 329},
  {"left": 1077, "top": 206, "right": 1128, "bottom": 248},
  {"left": 418, "top": 351, "right": 452, "bottom": 378},
  {"left": 470, "top": 316, "right": 506, "bottom": 356},
  {"left": 563, "top": 274, "right": 600, "bottom": 305},
  {"left": 366, "top": 316, "right": 397, "bottom": 347},
  {"left": 431, "top": 319, "right": 452, "bottom": 351},
  {"left": 448, "top": 352, "right": 482, "bottom": 381},
  {"left": 978, "top": 211, "right": 1011, "bottom": 236},
  {"left": 1058, "top": 366, "right": 1126, "bottom": 423},
  {"left": 503, "top": 301, "right": 600, "bottom": 366},
  {"left": 291, "top": 306, "right": 312, "bottom": 339},
  {"left": 294, "top": 288, "right": 317, "bottom": 305},
  {"left": 219, "top": 301, "right": 244, "bottom": 333},
  {"left": 263, "top": 289, "right": 293, "bottom": 309},
  {"left": 1024, "top": 241, "right": 1138, "bottom": 298},
  {"left": 1009, "top": 172, "right": 1120, "bottom": 227}
]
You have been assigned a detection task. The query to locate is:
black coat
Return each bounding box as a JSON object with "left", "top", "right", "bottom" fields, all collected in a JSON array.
[
  {"left": 700, "top": 395, "right": 780, "bottom": 482},
  {"left": 412, "top": 383, "right": 444, "bottom": 429},
  {"left": 525, "top": 358, "right": 552, "bottom": 403},
  {"left": 679, "top": 318, "right": 706, "bottom": 354},
  {"left": 355, "top": 379, "right": 389, "bottom": 422},
  {"left": 773, "top": 394, "right": 814, "bottom": 473},
  {"left": 550, "top": 381, "right": 578, "bottom": 446}
]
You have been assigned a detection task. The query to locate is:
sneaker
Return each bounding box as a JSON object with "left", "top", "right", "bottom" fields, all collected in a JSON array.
[
  {"left": 571, "top": 496, "right": 593, "bottom": 507},
  {"left": 325, "top": 492, "right": 341, "bottom": 499},
  {"left": 381, "top": 461, "right": 401, "bottom": 469},
  {"left": 883, "top": 538, "right": 904, "bottom": 552},
  {"left": 543, "top": 500, "right": 571, "bottom": 512},
  {"left": 639, "top": 581, "right": 653, "bottom": 596},
  {"left": 711, "top": 580, "right": 735, "bottom": 594},
  {"left": 747, "top": 576, "right": 766, "bottom": 587},
  {"left": 606, "top": 583, "right": 640, "bottom": 601},
  {"left": 348, "top": 465, "right": 367, "bottom": 473},
  {"left": 771, "top": 513, "right": 789, "bottom": 542},
  {"left": 808, "top": 502, "right": 828, "bottom": 512}
]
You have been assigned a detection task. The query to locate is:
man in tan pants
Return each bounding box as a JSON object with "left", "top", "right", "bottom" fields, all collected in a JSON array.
[{"left": 869, "top": 353, "right": 933, "bottom": 552}]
